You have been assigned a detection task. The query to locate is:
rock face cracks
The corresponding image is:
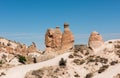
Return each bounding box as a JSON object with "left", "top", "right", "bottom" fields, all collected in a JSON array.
[{"left": 45, "top": 23, "right": 74, "bottom": 52}]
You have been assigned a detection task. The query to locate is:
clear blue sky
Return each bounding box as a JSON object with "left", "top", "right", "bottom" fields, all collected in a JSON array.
[{"left": 0, "top": 0, "right": 120, "bottom": 50}]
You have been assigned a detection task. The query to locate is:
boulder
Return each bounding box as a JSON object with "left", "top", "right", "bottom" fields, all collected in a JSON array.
[{"left": 88, "top": 31, "right": 104, "bottom": 50}]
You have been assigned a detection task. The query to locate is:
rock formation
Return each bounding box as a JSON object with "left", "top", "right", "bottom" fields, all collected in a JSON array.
[
  {"left": 88, "top": 31, "right": 104, "bottom": 50},
  {"left": 27, "top": 42, "right": 37, "bottom": 53},
  {"left": 0, "top": 37, "right": 40, "bottom": 56},
  {"left": 45, "top": 23, "right": 74, "bottom": 52},
  {"left": 21, "top": 44, "right": 27, "bottom": 53},
  {"left": 53, "top": 27, "right": 62, "bottom": 51},
  {"left": 61, "top": 23, "right": 74, "bottom": 51},
  {"left": 45, "top": 28, "right": 55, "bottom": 52},
  {"left": 6, "top": 46, "right": 14, "bottom": 54}
]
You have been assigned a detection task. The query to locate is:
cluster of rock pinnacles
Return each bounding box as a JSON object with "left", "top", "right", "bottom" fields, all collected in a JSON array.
[
  {"left": 45, "top": 23, "right": 74, "bottom": 52},
  {"left": 45, "top": 23, "right": 104, "bottom": 52}
]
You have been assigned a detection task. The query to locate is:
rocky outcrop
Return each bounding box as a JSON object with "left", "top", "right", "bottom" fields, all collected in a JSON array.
[
  {"left": 45, "top": 28, "right": 55, "bottom": 52},
  {"left": 6, "top": 46, "right": 14, "bottom": 54},
  {"left": 15, "top": 42, "right": 38, "bottom": 55},
  {"left": 0, "top": 37, "right": 39, "bottom": 56},
  {"left": 21, "top": 44, "right": 27, "bottom": 53},
  {"left": 53, "top": 27, "right": 62, "bottom": 51},
  {"left": 61, "top": 23, "right": 74, "bottom": 51},
  {"left": 45, "top": 23, "right": 74, "bottom": 52},
  {"left": 27, "top": 42, "right": 37, "bottom": 53},
  {"left": 45, "top": 27, "right": 62, "bottom": 52},
  {"left": 88, "top": 31, "right": 104, "bottom": 50}
]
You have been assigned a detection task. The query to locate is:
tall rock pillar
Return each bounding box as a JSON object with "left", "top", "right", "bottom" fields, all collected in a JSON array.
[
  {"left": 45, "top": 28, "right": 55, "bottom": 52},
  {"left": 61, "top": 23, "right": 74, "bottom": 51},
  {"left": 53, "top": 27, "right": 62, "bottom": 51}
]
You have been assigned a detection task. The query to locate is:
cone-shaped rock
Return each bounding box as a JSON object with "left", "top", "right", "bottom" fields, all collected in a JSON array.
[
  {"left": 53, "top": 27, "right": 62, "bottom": 50},
  {"left": 61, "top": 23, "right": 74, "bottom": 51},
  {"left": 88, "top": 31, "right": 104, "bottom": 50}
]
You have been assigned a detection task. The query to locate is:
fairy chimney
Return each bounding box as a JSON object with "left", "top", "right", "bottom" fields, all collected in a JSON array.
[
  {"left": 61, "top": 23, "right": 74, "bottom": 51},
  {"left": 45, "top": 28, "right": 55, "bottom": 52},
  {"left": 53, "top": 27, "right": 62, "bottom": 50},
  {"left": 88, "top": 31, "right": 104, "bottom": 50}
]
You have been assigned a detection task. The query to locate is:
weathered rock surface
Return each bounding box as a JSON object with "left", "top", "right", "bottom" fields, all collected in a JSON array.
[
  {"left": 53, "top": 27, "right": 62, "bottom": 51},
  {"left": 45, "top": 27, "right": 62, "bottom": 52},
  {"left": 27, "top": 42, "right": 37, "bottom": 53},
  {"left": 88, "top": 31, "right": 104, "bottom": 50},
  {"left": 61, "top": 23, "right": 74, "bottom": 51},
  {"left": 0, "top": 37, "right": 39, "bottom": 56},
  {"left": 45, "top": 23, "right": 74, "bottom": 52},
  {"left": 45, "top": 28, "right": 55, "bottom": 52}
]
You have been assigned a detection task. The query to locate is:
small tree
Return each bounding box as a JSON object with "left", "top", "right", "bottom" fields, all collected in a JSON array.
[
  {"left": 85, "top": 73, "right": 93, "bottom": 78},
  {"left": 17, "top": 55, "right": 26, "bottom": 64},
  {"left": 59, "top": 58, "right": 67, "bottom": 67},
  {"left": 33, "top": 57, "right": 37, "bottom": 63},
  {"left": 0, "top": 61, "right": 2, "bottom": 64},
  {"left": 7, "top": 42, "right": 11, "bottom": 46}
]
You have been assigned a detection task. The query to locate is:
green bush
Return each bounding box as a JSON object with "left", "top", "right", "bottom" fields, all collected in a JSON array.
[
  {"left": 7, "top": 42, "right": 11, "bottom": 46},
  {"left": 0, "top": 61, "right": 2, "bottom": 64},
  {"left": 59, "top": 58, "right": 67, "bottom": 67},
  {"left": 98, "top": 65, "right": 109, "bottom": 73},
  {"left": 74, "top": 73, "right": 80, "bottom": 77},
  {"left": 33, "top": 57, "right": 37, "bottom": 63},
  {"left": 73, "top": 59, "right": 85, "bottom": 65},
  {"left": 17, "top": 55, "right": 26, "bottom": 64},
  {"left": 85, "top": 73, "right": 93, "bottom": 78},
  {"left": 110, "top": 60, "right": 118, "bottom": 65},
  {"left": 68, "top": 54, "right": 74, "bottom": 58}
]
